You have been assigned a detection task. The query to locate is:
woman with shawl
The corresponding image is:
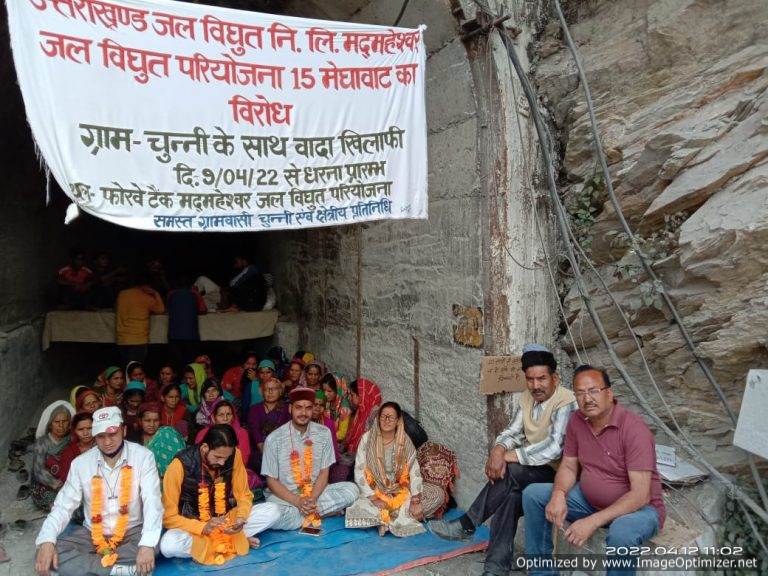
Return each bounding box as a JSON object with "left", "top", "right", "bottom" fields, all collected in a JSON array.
[
  {"left": 31, "top": 401, "right": 75, "bottom": 511},
  {"left": 195, "top": 378, "right": 223, "bottom": 428},
  {"left": 71, "top": 386, "right": 102, "bottom": 414},
  {"left": 346, "top": 402, "right": 425, "bottom": 537},
  {"left": 58, "top": 411, "right": 94, "bottom": 482},
  {"left": 247, "top": 377, "right": 290, "bottom": 473},
  {"left": 181, "top": 362, "right": 206, "bottom": 410},
  {"left": 129, "top": 402, "right": 186, "bottom": 477},
  {"left": 321, "top": 373, "right": 352, "bottom": 442},
  {"left": 344, "top": 378, "right": 382, "bottom": 455},
  {"left": 313, "top": 390, "right": 351, "bottom": 483}
]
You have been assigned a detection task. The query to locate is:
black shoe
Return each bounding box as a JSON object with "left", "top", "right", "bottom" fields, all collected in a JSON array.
[{"left": 429, "top": 519, "right": 474, "bottom": 542}]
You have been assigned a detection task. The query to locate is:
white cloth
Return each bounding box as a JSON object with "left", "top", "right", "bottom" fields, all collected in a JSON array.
[
  {"left": 159, "top": 502, "right": 281, "bottom": 558},
  {"left": 36, "top": 441, "right": 163, "bottom": 549},
  {"left": 266, "top": 482, "right": 359, "bottom": 531},
  {"left": 36, "top": 400, "right": 75, "bottom": 439},
  {"left": 194, "top": 276, "right": 221, "bottom": 312}
]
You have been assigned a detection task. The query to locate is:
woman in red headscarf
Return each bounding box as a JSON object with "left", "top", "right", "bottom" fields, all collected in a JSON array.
[{"left": 344, "top": 378, "right": 382, "bottom": 455}]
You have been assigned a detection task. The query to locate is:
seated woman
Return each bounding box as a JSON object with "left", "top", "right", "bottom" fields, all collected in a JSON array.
[
  {"left": 160, "top": 382, "right": 193, "bottom": 440},
  {"left": 195, "top": 400, "right": 260, "bottom": 489},
  {"left": 122, "top": 380, "right": 146, "bottom": 434},
  {"left": 321, "top": 373, "right": 351, "bottom": 442},
  {"left": 346, "top": 402, "right": 425, "bottom": 537},
  {"left": 98, "top": 366, "right": 126, "bottom": 407},
  {"left": 126, "top": 360, "right": 159, "bottom": 401},
  {"left": 313, "top": 390, "right": 350, "bottom": 484},
  {"left": 221, "top": 351, "right": 258, "bottom": 400},
  {"left": 195, "top": 379, "right": 223, "bottom": 429},
  {"left": 181, "top": 362, "right": 206, "bottom": 410},
  {"left": 129, "top": 402, "right": 186, "bottom": 477},
  {"left": 157, "top": 363, "right": 177, "bottom": 389},
  {"left": 281, "top": 358, "right": 305, "bottom": 400},
  {"left": 344, "top": 378, "right": 382, "bottom": 455},
  {"left": 58, "top": 412, "right": 94, "bottom": 482},
  {"left": 31, "top": 401, "right": 75, "bottom": 511},
  {"left": 247, "top": 378, "right": 289, "bottom": 474},
  {"left": 304, "top": 360, "right": 324, "bottom": 391},
  {"left": 71, "top": 386, "right": 102, "bottom": 414},
  {"left": 240, "top": 359, "right": 272, "bottom": 424}
]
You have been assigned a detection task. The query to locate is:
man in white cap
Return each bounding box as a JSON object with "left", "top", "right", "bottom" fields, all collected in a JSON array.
[
  {"left": 430, "top": 344, "right": 577, "bottom": 576},
  {"left": 35, "top": 406, "right": 163, "bottom": 576}
]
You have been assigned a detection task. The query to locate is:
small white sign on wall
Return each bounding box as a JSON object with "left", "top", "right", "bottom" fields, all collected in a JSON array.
[
  {"left": 734, "top": 369, "right": 768, "bottom": 460},
  {"left": 655, "top": 444, "right": 677, "bottom": 467}
]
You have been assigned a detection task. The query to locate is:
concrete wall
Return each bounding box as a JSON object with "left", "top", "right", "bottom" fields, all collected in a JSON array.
[
  {"left": 274, "top": 0, "right": 490, "bottom": 505},
  {"left": 0, "top": 19, "right": 79, "bottom": 459},
  {"left": 273, "top": 0, "right": 563, "bottom": 505}
]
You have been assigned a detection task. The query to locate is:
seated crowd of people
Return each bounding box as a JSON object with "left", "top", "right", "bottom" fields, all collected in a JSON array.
[
  {"left": 55, "top": 249, "right": 275, "bottom": 316},
  {"left": 33, "top": 348, "right": 460, "bottom": 576}
]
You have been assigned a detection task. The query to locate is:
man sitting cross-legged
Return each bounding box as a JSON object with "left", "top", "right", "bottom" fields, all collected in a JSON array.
[
  {"left": 159, "top": 424, "right": 280, "bottom": 565},
  {"left": 522, "top": 365, "right": 666, "bottom": 576},
  {"left": 35, "top": 406, "right": 162, "bottom": 576},
  {"left": 262, "top": 386, "right": 359, "bottom": 531},
  {"left": 430, "top": 344, "right": 577, "bottom": 576}
]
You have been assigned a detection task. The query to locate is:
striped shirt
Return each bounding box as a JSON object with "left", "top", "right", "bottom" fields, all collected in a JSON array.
[{"left": 494, "top": 396, "right": 577, "bottom": 466}]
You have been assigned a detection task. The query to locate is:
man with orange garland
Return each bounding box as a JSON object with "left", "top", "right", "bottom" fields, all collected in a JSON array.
[
  {"left": 262, "top": 387, "right": 359, "bottom": 531},
  {"left": 34, "top": 406, "right": 162, "bottom": 576},
  {"left": 159, "top": 425, "right": 281, "bottom": 564}
]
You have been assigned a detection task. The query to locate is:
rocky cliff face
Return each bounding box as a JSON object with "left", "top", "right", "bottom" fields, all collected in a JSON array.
[{"left": 535, "top": 0, "right": 768, "bottom": 469}]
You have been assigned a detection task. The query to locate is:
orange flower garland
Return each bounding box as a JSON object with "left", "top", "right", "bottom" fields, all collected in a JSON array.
[
  {"left": 197, "top": 478, "right": 237, "bottom": 565},
  {"left": 91, "top": 465, "right": 132, "bottom": 568},
  {"left": 290, "top": 439, "right": 321, "bottom": 528},
  {"left": 365, "top": 466, "right": 410, "bottom": 524}
]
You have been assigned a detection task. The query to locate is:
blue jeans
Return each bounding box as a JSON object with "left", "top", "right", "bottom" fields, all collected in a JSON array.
[{"left": 522, "top": 482, "right": 659, "bottom": 576}]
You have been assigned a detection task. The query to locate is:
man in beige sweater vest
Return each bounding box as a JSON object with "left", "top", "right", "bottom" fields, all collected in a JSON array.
[{"left": 431, "top": 344, "right": 577, "bottom": 576}]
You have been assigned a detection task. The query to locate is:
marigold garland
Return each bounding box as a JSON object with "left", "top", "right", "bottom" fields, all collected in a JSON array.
[
  {"left": 290, "top": 439, "right": 321, "bottom": 528},
  {"left": 365, "top": 466, "right": 410, "bottom": 525},
  {"left": 91, "top": 465, "right": 132, "bottom": 568},
  {"left": 198, "top": 478, "right": 237, "bottom": 565}
]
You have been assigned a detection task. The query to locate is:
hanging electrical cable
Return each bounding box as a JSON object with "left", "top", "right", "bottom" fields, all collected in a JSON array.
[
  {"left": 488, "top": 19, "right": 768, "bottom": 526},
  {"left": 551, "top": 0, "right": 768, "bottom": 512}
]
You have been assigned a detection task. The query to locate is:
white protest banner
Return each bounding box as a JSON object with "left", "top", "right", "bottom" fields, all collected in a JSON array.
[{"left": 6, "top": 0, "right": 427, "bottom": 231}]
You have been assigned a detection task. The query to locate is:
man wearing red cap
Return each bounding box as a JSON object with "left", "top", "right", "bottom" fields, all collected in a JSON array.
[
  {"left": 261, "top": 387, "right": 359, "bottom": 530},
  {"left": 34, "top": 406, "right": 162, "bottom": 576}
]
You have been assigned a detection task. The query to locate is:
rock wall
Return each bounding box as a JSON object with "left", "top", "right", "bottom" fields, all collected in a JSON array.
[{"left": 535, "top": 0, "right": 768, "bottom": 469}]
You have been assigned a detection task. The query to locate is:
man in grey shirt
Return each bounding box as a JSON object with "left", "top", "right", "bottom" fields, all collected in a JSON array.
[{"left": 262, "top": 387, "right": 359, "bottom": 530}]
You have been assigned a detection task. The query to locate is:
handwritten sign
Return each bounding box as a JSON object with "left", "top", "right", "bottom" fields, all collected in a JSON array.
[
  {"left": 6, "top": 0, "right": 427, "bottom": 231},
  {"left": 479, "top": 355, "right": 526, "bottom": 395},
  {"left": 655, "top": 444, "right": 677, "bottom": 467}
]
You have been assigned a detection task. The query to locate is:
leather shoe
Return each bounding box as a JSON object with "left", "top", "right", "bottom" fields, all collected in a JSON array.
[{"left": 428, "top": 519, "right": 474, "bottom": 542}]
